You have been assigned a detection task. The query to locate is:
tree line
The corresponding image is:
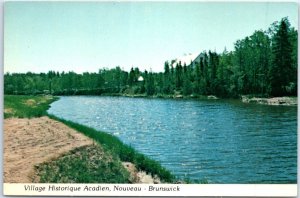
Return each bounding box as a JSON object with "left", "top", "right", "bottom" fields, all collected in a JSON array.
[{"left": 4, "top": 17, "right": 297, "bottom": 98}]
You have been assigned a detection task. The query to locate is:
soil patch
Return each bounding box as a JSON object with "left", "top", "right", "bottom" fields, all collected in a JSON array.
[
  {"left": 23, "top": 99, "right": 37, "bottom": 107},
  {"left": 4, "top": 116, "right": 94, "bottom": 183},
  {"left": 122, "top": 162, "right": 160, "bottom": 184}
]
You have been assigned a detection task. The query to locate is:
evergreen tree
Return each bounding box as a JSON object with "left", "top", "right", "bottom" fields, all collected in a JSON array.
[
  {"left": 128, "top": 68, "right": 135, "bottom": 86},
  {"left": 269, "top": 18, "right": 293, "bottom": 96},
  {"left": 146, "top": 72, "right": 155, "bottom": 95},
  {"left": 164, "top": 61, "right": 170, "bottom": 75},
  {"left": 3, "top": 17, "right": 297, "bottom": 98},
  {"left": 163, "top": 61, "right": 171, "bottom": 94}
]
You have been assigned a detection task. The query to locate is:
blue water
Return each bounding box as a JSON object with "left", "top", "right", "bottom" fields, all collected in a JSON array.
[{"left": 48, "top": 96, "right": 297, "bottom": 183}]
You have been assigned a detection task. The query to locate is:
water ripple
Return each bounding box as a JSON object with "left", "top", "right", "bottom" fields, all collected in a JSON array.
[{"left": 48, "top": 96, "right": 297, "bottom": 183}]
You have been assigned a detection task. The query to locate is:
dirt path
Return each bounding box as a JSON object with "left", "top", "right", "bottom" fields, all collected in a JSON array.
[{"left": 4, "top": 116, "right": 94, "bottom": 183}]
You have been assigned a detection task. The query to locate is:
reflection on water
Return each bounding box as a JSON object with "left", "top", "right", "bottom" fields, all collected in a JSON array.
[{"left": 48, "top": 96, "right": 297, "bottom": 183}]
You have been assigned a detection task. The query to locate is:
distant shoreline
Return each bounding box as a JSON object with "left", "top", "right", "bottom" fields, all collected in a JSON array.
[
  {"left": 241, "top": 95, "right": 297, "bottom": 106},
  {"left": 47, "top": 93, "right": 298, "bottom": 106}
]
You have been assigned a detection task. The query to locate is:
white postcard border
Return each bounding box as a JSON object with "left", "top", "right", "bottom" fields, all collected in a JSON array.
[{"left": 3, "top": 183, "right": 297, "bottom": 197}]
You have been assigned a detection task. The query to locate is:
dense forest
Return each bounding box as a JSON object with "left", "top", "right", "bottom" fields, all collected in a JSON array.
[{"left": 4, "top": 18, "right": 297, "bottom": 98}]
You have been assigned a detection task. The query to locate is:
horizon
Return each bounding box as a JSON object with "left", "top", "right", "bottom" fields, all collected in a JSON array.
[{"left": 4, "top": 1, "right": 298, "bottom": 74}]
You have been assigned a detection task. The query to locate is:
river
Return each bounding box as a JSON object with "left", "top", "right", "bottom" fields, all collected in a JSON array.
[{"left": 48, "top": 96, "right": 297, "bottom": 183}]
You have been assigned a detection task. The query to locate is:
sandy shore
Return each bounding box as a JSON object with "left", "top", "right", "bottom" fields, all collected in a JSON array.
[{"left": 4, "top": 116, "right": 157, "bottom": 183}]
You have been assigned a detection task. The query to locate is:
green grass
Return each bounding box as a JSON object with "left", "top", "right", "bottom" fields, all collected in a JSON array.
[
  {"left": 48, "top": 114, "right": 175, "bottom": 183},
  {"left": 35, "top": 144, "right": 130, "bottom": 183},
  {"left": 4, "top": 95, "right": 57, "bottom": 118},
  {"left": 4, "top": 95, "right": 175, "bottom": 183}
]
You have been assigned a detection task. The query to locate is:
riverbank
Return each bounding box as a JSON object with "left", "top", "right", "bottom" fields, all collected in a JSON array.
[
  {"left": 101, "top": 92, "right": 219, "bottom": 100},
  {"left": 4, "top": 95, "right": 174, "bottom": 183},
  {"left": 69, "top": 92, "right": 297, "bottom": 105},
  {"left": 241, "top": 95, "right": 297, "bottom": 106},
  {"left": 121, "top": 93, "right": 297, "bottom": 105}
]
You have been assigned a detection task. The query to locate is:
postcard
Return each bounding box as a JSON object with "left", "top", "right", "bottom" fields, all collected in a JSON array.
[{"left": 3, "top": 1, "right": 298, "bottom": 197}]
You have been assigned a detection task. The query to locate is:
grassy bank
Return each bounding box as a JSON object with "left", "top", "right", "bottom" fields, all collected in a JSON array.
[
  {"left": 4, "top": 95, "right": 175, "bottom": 183},
  {"left": 35, "top": 144, "right": 130, "bottom": 183},
  {"left": 47, "top": 114, "right": 174, "bottom": 182},
  {"left": 4, "top": 95, "right": 57, "bottom": 118}
]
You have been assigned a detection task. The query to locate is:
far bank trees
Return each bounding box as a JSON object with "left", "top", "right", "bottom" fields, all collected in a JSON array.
[{"left": 4, "top": 18, "right": 297, "bottom": 98}]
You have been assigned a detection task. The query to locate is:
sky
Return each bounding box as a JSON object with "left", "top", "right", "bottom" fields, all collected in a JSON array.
[{"left": 4, "top": 1, "right": 298, "bottom": 73}]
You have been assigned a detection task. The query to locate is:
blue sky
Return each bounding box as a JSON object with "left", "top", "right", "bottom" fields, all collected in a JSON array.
[{"left": 4, "top": 2, "right": 298, "bottom": 73}]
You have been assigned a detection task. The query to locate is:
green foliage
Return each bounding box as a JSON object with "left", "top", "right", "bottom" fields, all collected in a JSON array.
[
  {"left": 36, "top": 144, "right": 130, "bottom": 183},
  {"left": 4, "top": 95, "right": 57, "bottom": 118},
  {"left": 269, "top": 17, "right": 294, "bottom": 96},
  {"left": 4, "top": 17, "right": 297, "bottom": 98},
  {"left": 146, "top": 72, "right": 155, "bottom": 96},
  {"left": 47, "top": 114, "right": 175, "bottom": 183}
]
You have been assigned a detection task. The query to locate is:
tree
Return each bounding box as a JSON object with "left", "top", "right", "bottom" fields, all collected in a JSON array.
[
  {"left": 128, "top": 68, "right": 135, "bottom": 86},
  {"left": 164, "top": 61, "right": 170, "bottom": 75},
  {"left": 193, "top": 60, "right": 201, "bottom": 94},
  {"left": 288, "top": 27, "right": 298, "bottom": 95},
  {"left": 163, "top": 61, "right": 172, "bottom": 94},
  {"left": 269, "top": 18, "right": 294, "bottom": 96},
  {"left": 4, "top": 18, "right": 296, "bottom": 98},
  {"left": 146, "top": 72, "right": 155, "bottom": 95},
  {"left": 175, "top": 62, "right": 183, "bottom": 89},
  {"left": 182, "top": 64, "right": 193, "bottom": 95}
]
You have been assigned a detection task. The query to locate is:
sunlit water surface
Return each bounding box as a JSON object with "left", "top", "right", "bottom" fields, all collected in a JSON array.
[{"left": 48, "top": 96, "right": 297, "bottom": 183}]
